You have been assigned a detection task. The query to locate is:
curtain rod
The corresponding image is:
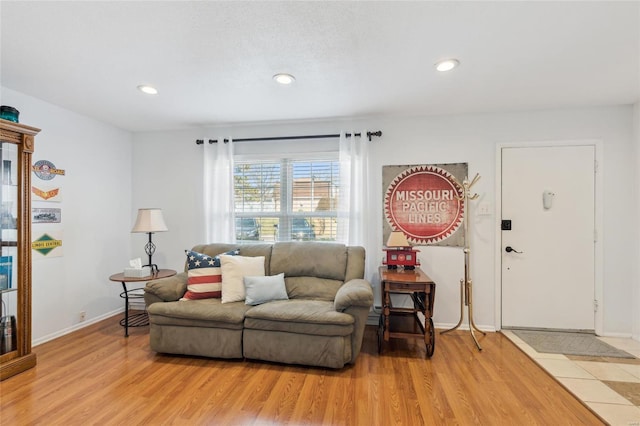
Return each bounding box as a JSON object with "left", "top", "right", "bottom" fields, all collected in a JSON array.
[{"left": 195, "top": 130, "right": 382, "bottom": 145}]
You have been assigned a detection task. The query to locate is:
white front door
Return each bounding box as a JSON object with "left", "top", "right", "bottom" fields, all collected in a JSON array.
[{"left": 501, "top": 145, "right": 595, "bottom": 330}]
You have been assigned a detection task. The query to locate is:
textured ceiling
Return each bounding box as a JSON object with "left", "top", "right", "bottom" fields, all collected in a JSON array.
[{"left": 1, "top": 1, "right": 639, "bottom": 132}]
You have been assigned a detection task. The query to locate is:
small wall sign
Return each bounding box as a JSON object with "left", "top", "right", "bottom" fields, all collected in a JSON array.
[
  {"left": 32, "top": 232, "right": 63, "bottom": 257},
  {"left": 32, "top": 160, "right": 65, "bottom": 180},
  {"left": 32, "top": 207, "right": 61, "bottom": 224},
  {"left": 31, "top": 185, "right": 62, "bottom": 202}
]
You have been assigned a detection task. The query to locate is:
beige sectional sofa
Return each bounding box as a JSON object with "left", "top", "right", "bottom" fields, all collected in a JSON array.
[{"left": 143, "top": 242, "right": 373, "bottom": 369}]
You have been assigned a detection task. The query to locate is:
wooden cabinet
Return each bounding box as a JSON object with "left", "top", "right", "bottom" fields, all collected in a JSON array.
[{"left": 0, "top": 119, "right": 39, "bottom": 380}]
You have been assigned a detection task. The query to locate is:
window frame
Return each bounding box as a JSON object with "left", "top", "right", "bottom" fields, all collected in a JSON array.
[{"left": 233, "top": 151, "right": 340, "bottom": 243}]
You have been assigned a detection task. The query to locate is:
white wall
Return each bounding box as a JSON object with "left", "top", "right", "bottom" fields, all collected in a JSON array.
[
  {"left": 133, "top": 106, "right": 636, "bottom": 337},
  {"left": 1, "top": 87, "right": 133, "bottom": 344}
]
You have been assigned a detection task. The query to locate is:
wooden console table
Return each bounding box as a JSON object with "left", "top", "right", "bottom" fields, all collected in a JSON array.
[{"left": 378, "top": 266, "right": 436, "bottom": 357}]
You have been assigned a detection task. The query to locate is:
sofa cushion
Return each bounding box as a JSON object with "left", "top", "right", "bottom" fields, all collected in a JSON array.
[
  {"left": 270, "top": 242, "right": 348, "bottom": 282},
  {"left": 182, "top": 249, "right": 238, "bottom": 300},
  {"left": 244, "top": 299, "right": 354, "bottom": 336},
  {"left": 284, "top": 276, "right": 344, "bottom": 301},
  {"left": 148, "top": 298, "right": 250, "bottom": 329},
  {"left": 244, "top": 273, "right": 288, "bottom": 306},
  {"left": 220, "top": 255, "right": 266, "bottom": 303}
]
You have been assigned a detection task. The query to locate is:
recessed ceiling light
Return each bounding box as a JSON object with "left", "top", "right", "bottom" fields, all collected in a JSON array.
[
  {"left": 273, "top": 73, "right": 296, "bottom": 85},
  {"left": 137, "top": 85, "right": 158, "bottom": 95},
  {"left": 435, "top": 59, "right": 460, "bottom": 72}
]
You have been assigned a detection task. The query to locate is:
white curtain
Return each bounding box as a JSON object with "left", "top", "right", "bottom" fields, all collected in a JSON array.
[
  {"left": 338, "top": 131, "right": 372, "bottom": 278},
  {"left": 203, "top": 138, "right": 235, "bottom": 243}
]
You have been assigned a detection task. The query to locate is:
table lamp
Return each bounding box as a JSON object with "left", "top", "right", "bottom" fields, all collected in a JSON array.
[
  {"left": 383, "top": 231, "right": 420, "bottom": 270},
  {"left": 386, "top": 231, "right": 410, "bottom": 248},
  {"left": 131, "top": 208, "right": 168, "bottom": 273}
]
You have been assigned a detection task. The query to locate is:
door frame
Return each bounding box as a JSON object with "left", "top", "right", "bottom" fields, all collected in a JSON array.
[{"left": 494, "top": 139, "right": 603, "bottom": 335}]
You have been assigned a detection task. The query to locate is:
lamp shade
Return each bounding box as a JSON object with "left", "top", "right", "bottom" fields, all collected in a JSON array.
[
  {"left": 386, "top": 231, "right": 410, "bottom": 247},
  {"left": 131, "top": 208, "right": 168, "bottom": 233}
]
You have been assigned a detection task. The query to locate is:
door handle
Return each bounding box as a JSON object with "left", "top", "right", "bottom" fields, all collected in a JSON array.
[{"left": 505, "top": 246, "right": 523, "bottom": 254}]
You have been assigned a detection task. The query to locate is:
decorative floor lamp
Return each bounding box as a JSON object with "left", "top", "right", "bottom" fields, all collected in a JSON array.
[{"left": 131, "top": 208, "right": 168, "bottom": 273}]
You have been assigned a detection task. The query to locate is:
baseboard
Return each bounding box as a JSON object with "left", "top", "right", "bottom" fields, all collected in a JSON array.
[
  {"left": 32, "top": 308, "right": 123, "bottom": 347},
  {"left": 367, "top": 312, "right": 496, "bottom": 333},
  {"left": 437, "top": 323, "right": 497, "bottom": 333},
  {"left": 366, "top": 312, "right": 379, "bottom": 326},
  {"left": 596, "top": 331, "right": 634, "bottom": 339}
]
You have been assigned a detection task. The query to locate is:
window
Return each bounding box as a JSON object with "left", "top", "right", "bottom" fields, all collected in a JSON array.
[{"left": 234, "top": 156, "right": 340, "bottom": 242}]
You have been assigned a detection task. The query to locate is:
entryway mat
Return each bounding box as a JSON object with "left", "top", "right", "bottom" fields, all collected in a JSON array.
[{"left": 511, "top": 330, "right": 636, "bottom": 359}]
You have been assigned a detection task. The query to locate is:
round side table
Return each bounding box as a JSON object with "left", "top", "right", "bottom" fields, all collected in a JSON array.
[{"left": 109, "top": 269, "right": 176, "bottom": 337}]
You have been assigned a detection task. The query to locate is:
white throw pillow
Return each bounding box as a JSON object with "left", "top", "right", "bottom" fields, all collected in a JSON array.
[
  {"left": 244, "top": 273, "right": 288, "bottom": 306},
  {"left": 220, "top": 255, "right": 265, "bottom": 303}
]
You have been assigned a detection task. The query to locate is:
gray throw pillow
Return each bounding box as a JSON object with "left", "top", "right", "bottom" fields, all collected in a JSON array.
[{"left": 244, "top": 273, "right": 288, "bottom": 305}]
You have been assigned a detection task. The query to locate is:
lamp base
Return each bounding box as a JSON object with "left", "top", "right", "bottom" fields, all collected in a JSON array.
[{"left": 143, "top": 232, "right": 159, "bottom": 274}]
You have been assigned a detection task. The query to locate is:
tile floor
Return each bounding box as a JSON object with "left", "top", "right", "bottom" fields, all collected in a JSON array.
[{"left": 502, "top": 330, "right": 640, "bottom": 426}]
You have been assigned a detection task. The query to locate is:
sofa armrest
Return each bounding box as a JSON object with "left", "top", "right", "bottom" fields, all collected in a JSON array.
[
  {"left": 144, "top": 272, "right": 188, "bottom": 305},
  {"left": 334, "top": 279, "right": 373, "bottom": 312}
]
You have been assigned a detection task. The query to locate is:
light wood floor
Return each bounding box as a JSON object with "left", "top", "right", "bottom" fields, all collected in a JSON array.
[{"left": 0, "top": 316, "right": 605, "bottom": 425}]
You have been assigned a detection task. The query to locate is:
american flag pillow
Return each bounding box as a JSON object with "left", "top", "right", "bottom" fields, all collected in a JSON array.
[{"left": 181, "top": 249, "right": 239, "bottom": 300}]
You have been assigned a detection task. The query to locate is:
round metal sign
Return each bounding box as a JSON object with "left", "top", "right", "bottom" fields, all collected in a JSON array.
[{"left": 384, "top": 165, "right": 464, "bottom": 245}]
